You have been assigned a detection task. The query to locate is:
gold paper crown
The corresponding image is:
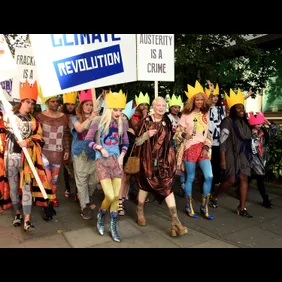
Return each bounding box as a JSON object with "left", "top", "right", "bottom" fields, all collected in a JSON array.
[
  {"left": 38, "top": 84, "right": 57, "bottom": 104},
  {"left": 19, "top": 80, "right": 38, "bottom": 102},
  {"left": 168, "top": 94, "right": 183, "bottom": 108},
  {"left": 205, "top": 83, "right": 220, "bottom": 96},
  {"left": 106, "top": 90, "right": 127, "bottom": 109},
  {"left": 63, "top": 91, "right": 78, "bottom": 104},
  {"left": 184, "top": 80, "right": 205, "bottom": 100},
  {"left": 135, "top": 92, "right": 150, "bottom": 106},
  {"left": 225, "top": 88, "right": 245, "bottom": 109}
]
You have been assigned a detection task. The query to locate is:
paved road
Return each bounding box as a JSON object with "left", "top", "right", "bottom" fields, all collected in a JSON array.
[{"left": 1, "top": 173, "right": 282, "bottom": 248}]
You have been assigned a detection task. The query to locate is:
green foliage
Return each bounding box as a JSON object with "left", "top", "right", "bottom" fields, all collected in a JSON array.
[
  {"left": 110, "top": 34, "right": 270, "bottom": 102},
  {"left": 263, "top": 47, "right": 282, "bottom": 105},
  {"left": 267, "top": 126, "right": 282, "bottom": 179},
  {"left": 4, "top": 34, "right": 277, "bottom": 103}
]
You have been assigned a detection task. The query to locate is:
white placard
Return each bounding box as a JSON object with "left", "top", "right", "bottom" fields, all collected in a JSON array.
[
  {"left": 0, "top": 34, "right": 20, "bottom": 82},
  {"left": 0, "top": 79, "right": 13, "bottom": 101},
  {"left": 137, "top": 34, "right": 174, "bottom": 82},
  {"left": 29, "top": 34, "right": 137, "bottom": 97},
  {"left": 12, "top": 47, "right": 40, "bottom": 102}
]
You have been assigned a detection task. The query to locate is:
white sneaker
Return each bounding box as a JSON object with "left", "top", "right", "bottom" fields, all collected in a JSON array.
[{"left": 13, "top": 214, "right": 22, "bottom": 226}]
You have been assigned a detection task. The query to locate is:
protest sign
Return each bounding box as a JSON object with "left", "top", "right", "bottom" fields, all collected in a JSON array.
[
  {"left": 136, "top": 34, "right": 174, "bottom": 82},
  {"left": 0, "top": 79, "right": 13, "bottom": 101},
  {"left": 0, "top": 34, "right": 19, "bottom": 82},
  {"left": 13, "top": 47, "right": 39, "bottom": 102},
  {"left": 30, "top": 34, "right": 137, "bottom": 97}
]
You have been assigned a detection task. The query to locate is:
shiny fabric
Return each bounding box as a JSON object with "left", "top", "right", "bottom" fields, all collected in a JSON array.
[{"left": 135, "top": 114, "right": 176, "bottom": 203}]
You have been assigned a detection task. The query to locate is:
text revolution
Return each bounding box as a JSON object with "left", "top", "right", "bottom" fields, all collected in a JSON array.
[{"left": 53, "top": 45, "right": 124, "bottom": 89}]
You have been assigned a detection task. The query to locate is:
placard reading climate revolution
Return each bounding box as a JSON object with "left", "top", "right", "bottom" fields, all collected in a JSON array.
[{"left": 30, "top": 34, "right": 137, "bottom": 97}]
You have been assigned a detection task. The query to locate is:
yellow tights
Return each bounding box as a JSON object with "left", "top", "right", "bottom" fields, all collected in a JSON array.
[{"left": 100, "top": 178, "right": 121, "bottom": 212}]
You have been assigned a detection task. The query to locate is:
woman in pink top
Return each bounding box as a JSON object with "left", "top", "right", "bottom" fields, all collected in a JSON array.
[{"left": 174, "top": 81, "right": 213, "bottom": 220}]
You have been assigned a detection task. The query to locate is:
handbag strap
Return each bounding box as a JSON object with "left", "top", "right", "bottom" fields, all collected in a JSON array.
[{"left": 127, "top": 119, "right": 147, "bottom": 158}]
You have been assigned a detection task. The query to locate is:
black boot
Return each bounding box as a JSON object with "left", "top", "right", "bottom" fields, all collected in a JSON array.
[{"left": 262, "top": 196, "right": 273, "bottom": 208}]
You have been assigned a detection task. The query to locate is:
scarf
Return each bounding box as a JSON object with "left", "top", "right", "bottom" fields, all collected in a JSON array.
[{"left": 19, "top": 114, "right": 56, "bottom": 207}]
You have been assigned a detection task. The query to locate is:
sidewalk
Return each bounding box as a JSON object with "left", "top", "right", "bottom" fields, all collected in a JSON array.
[{"left": 1, "top": 176, "right": 282, "bottom": 248}]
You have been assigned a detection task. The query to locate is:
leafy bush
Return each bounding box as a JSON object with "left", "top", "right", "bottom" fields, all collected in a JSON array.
[{"left": 266, "top": 125, "right": 282, "bottom": 179}]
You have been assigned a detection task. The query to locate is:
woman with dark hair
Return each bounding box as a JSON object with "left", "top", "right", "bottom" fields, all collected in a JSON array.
[
  {"left": 210, "top": 88, "right": 253, "bottom": 218},
  {"left": 206, "top": 81, "right": 226, "bottom": 193},
  {"left": 167, "top": 94, "right": 185, "bottom": 196},
  {"left": 4, "top": 81, "right": 56, "bottom": 229},
  {"left": 118, "top": 100, "right": 136, "bottom": 216},
  {"left": 242, "top": 112, "right": 280, "bottom": 208},
  {"left": 61, "top": 92, "right": 78, "bottom": 200}
]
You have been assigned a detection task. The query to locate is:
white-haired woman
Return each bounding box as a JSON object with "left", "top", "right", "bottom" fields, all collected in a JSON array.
[{"left": 135, "top": 96, "right": 188, "bottom": 237}]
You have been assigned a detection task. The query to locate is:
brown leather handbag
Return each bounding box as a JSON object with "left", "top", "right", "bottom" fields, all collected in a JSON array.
[
  {"left": 123, "top": 145, "right": 140, "bottom": 174},
  {"left": 123, "top": 121, "right": 146, "bottom": 175}
]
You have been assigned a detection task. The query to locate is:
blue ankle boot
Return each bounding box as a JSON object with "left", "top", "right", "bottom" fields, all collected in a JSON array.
[
  {"left": 97, "top": 209, "right": 107, "bottom": 235},
  {"left": 109, "top": 211, "right": 121, "bottom": 243},
  {"left": 200, "top": 194, "right": 213, "bottom": 220},
  {"left": 185, "top": 195, "right": 199, "bottom": 218}
]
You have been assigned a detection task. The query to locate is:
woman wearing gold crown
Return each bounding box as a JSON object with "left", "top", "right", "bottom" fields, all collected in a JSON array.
[
  {"left": 135, "top": 96, "right": 188, "bottom": 237},
  {"left": 174, "top": 81, "right": 213, "bottom": 220},
  {"left": 210, "top": 88, "right": 253, "bottom": 218},
  {"left": 85, "top": 90, "right": 129, "bottom": 243},
  {"left": 4, "top": 80, "right": 56, "bottom": 230}
]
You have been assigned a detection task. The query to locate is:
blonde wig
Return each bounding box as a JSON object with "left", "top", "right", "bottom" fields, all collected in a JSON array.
[{"left": 99, "top": 108, "right": 123, "bottom": 136}]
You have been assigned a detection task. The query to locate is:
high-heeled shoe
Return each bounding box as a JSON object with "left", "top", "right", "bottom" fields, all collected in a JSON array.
[
  {"left": 136, "top": 205, "right": 146, "bottom": 226},
  {"left": 171, "top": 223, "right": 188, "bottom": 237},
  {"left": 185, "top": 195, "right": 199, "bottom": 218},
  {"left": 200, "top": 194, "right": 213, "bottom": 220},
  {"left": 237, "top": 207, "right": 253, "bottom": 218}
]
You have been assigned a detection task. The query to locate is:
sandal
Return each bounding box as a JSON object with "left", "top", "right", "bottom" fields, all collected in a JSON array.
[
  {"left": 118, "top": 198, "right": 125, "bottom": 216},
  {"left": 24, "top": 221, "right": 35, "bottom": 232}
]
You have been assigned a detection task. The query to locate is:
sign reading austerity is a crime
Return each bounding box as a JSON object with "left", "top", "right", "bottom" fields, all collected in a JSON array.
[{"left": 30, "top": 34, "right": 137, "bottom": 97}]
